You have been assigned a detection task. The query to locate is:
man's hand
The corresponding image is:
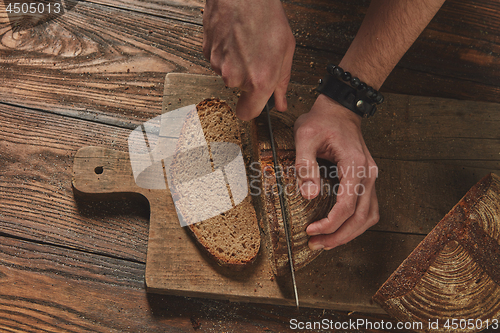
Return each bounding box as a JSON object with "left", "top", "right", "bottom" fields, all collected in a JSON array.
[
  {"left": 294, "top": 94, "right": 380, "bottom": 250},
  {"left": 202, "top": 0, "right": 295, "bottom": 120}
]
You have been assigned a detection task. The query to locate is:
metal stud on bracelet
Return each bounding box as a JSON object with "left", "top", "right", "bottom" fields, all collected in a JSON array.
[{"left": 317, "top": 64, "right": 384, "bottom": 118}]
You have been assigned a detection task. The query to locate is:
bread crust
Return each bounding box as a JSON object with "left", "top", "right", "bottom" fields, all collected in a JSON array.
[
  {"left": 253, "top": 111, "right": 337, "bottom": 276},
  {"left": 170, "top": 98, "right": 261, "bottom": 269}
]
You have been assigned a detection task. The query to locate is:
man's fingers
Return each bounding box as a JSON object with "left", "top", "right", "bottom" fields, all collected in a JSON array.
[
  {"left": 236, "top": 74, "right": 290, "bottom": 120},
  {"left": 306, "top": 172, "right": 362, "bottom": 236},
  {"left": 206, "top": 49, "right": 223, "bottom": 77},
  {"left": 294, "top": 124, "right": 322, "bottom": 199},
  {"left": 306, "top": 189, "right": 358, "bottom": 236},
  {"left": 220, "top": 62, "right": 242, "bottom": 88},
  {"left": 273, "top": 76, "right": 289, "bottom": 112},
  {"left": 325, "top": 185, "right": 379, "bottom": 247},
  {"left": 308, "top": 183, "right": 379, "bottom": 250},
  {"left": 273, "top": 44, "right": 294, "bottom": 112},
  {"left": 202, "top": 0, "right": 295, "bottom": 121},
  {"left": 235, "top": 53, "right": 293, "bottom": 120},
  {"left": 306, "top": 148, "right": 379, "bottom": 248},
  {"left": 235, "top": 89, "right": 272, "bottom": 121}
]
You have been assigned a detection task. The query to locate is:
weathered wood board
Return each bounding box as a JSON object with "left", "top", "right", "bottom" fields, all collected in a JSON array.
[
  {"left": 72, "top": 145, "right": 423, "bottom": 313},
  {"left": 72, "top": 73, "right": 499, "bottom": 312},
  {"left": 1, "top": 0, "right": 499, "bottom": 127}
]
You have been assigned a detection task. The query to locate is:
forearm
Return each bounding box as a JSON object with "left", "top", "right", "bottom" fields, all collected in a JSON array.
[{"left": 339, "top": 0, "right": 445, "bottom": 90}]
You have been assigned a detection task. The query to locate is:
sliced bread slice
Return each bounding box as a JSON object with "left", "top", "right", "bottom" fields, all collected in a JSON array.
[{"left": 169, "top": 98, "right": 261, "bottom": 268}]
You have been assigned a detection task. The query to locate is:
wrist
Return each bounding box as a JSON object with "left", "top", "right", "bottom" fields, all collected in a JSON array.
[
  {"left": 316, "top": 64, "right": 384, "bottom": 118},
  {"left": 316, "top": 93, "right": 362, "bottom": 127},
  {"left": 338, "top": 59, "right": 386, "bottom": 91}
]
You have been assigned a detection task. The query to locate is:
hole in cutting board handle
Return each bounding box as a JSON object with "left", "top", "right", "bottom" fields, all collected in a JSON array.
[{"left": 94, "top": 166, "right": 104, "bottom": 175}]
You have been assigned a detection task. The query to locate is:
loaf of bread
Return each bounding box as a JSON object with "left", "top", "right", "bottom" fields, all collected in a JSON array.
[
  {"left": 250, "top": 111, "right": 337, "bottom": 276},
  {"left": 373, "top": 173, "right": 500, "bottom": 330},
  {"left": 170, "top": 98, "right": 337, "bottom": 273}
]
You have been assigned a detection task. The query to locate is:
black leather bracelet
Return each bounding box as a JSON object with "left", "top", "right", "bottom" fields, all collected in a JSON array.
[{"left": 316, "top": 64, "right": 384, "bottom": 118}]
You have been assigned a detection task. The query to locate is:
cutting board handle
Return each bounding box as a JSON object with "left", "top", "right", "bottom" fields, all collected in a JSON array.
[{"left": 73, "top": 146, "right": 146, "bottom": 197}]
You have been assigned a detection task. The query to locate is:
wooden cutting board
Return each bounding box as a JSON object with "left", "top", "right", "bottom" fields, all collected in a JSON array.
[{"left": 72, "top": 73, "right": 495, "bottom": 312}]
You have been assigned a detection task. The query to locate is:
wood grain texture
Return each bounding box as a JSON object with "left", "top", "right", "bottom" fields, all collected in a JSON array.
[
  {"left": 0, "top": 100, "right": 412, "bottom": 327},
  {"left": 70, "top": 136, "right": 422, "bottom": 313},
  {"left": 0, "top": 75, "right": 494, "bottom": 327},
  {"left": 0, "top": 73, "right": 497, "bottom": 266},
  {"left": 0, "top": 0, "right": 210, "bottom": 125},
  {"left": 0, "top": 102, "right": 151, "bottom": 262},
  {"left": 364, "top": 95, "right": 500, "bottom": 170},
  {"left": 0, "top": 0, "right": 498, "bottom": 329},
  {"left": 1, "top": 234, "right": 406, "bottom": 333},
  {"left": 86, "top": 0, "right": 204, "bottom": 23},
  {"left": 0, "top": 0, "right": 499, "bottom": 129},
  {"left": 164, "top": 74, "right": 500, "bottom": 170},
  {"left": 0, "top": 99, "right": 413, "bottom": 327},
  {"left": 374, "top": 173, "right": 500, "bottom": 332},
  {"left": 284, "top": 0, "right": 500, "bottom": 103}
]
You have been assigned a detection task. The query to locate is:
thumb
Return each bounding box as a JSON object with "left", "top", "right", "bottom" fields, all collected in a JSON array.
[{"left": 294, "top": 127, "right": 321, "bottom": 199}]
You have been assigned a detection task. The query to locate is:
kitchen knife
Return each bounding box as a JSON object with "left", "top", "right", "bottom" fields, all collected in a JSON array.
[{"left": 264, "top": 95, "right": 300, "bottom": 309}]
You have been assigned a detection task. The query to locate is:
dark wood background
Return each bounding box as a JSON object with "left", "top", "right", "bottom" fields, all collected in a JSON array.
[{"left": 0, "top": 0, "right": 499, "bottom": 331}]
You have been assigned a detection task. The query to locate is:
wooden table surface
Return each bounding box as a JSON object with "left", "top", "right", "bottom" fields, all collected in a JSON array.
[{"left": 1, "top": 0, "right": 499, "bottom": 331}]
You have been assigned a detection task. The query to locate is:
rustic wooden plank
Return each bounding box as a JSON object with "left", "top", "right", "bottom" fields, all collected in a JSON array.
[
  {"left": 148, "top": 225, "right": 425, "bottom": 313},
  {"left": 67, "top": 143, "right": 494, "bottom": 304},
  {"left": 0, "top": 0, "right": 497, "bottom": 326},
  {"left": 284, "top": 0, "right": 500, "bottom": 104},
  {"left": 0, "top": 74, "right": 497, "bottom": 313},
  {"left": 0, "top": 0, "right": 210, "bottom": 124},
  {"left": 1, "top": 74, "right": 497, "bottom": 267},
  {"left": 284, "top": 0, "right": 500, "bottom": 83},
  {"left": 373, "top": 159, "right": 497, "bottom": 234},
  {"left": 161, "top": 76, "right": 499, "bottom": 243},
  {"left": 0, "top": 237, "right": 160, "bottom": 333},
  {"left": 86, "top": 0, "right": 204, "bottom": 23},
  {"left": 70, "top": 145, "right": 423, "bottom": 313},
  {"left": 365, "top": 94, "right": 500, "bottom": 170},
  {"left": 0, "top": 102, "right": 151, "bottom": 262},
  {"left": 82, "top": 0, "right": 500, "bottom": 97},
  {"left": 73, "top": 142, "right": 430, "bottom": 311},
  {"left": 0, "top": 235, "right": 401, "bottom": 332},
  {"left": 166, "top": 73, "right": 500, "bottom": 235},
  {"left": 0, "top": 0, "right": 499, "bottom": 128}
]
